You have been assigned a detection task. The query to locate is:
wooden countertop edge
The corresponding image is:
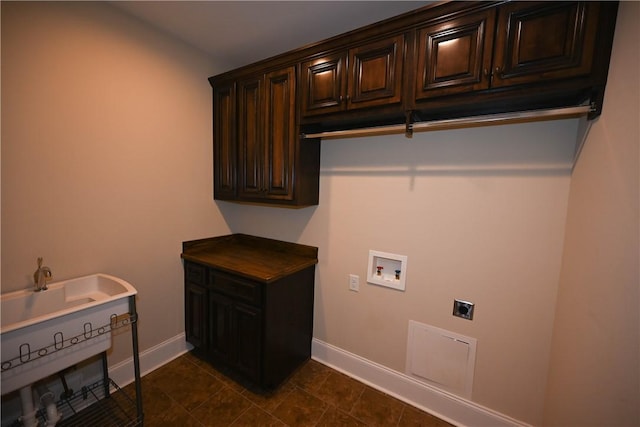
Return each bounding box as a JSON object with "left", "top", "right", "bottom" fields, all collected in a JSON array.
[
  {"left": 181, "top": 234, "right": 318, "bottom": 283},
  {"left": 180, "top": 252, "right": 317, "bottom": 283},
  {"left": 182, "top": 234, "right": 318, "bottom": 258}
]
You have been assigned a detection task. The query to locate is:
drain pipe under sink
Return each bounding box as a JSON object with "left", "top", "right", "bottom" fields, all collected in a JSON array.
[
  {"left": 18, "top": 385, "right": 38, "bottom": 427},
  {"left": 35, "top": 383, "right": 61, "bottom": 426}
]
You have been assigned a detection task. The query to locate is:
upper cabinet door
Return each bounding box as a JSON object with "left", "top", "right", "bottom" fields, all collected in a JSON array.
[
  {"left": 236, "top": 67, "right": 296, "bottom": 202},
  {"left": 492, "top": 1, "right": 599, "bottom": 87},
  {"left": 348, "top": 34, "right": 404, "bottom": 109},
  {"left": 213, "top": 82, "right": 237, "bottom": 200},
  {"left": 415, "top": 9, "right": 496, "bottom": 100},
  {"left": 237, "top": 76, "right": 264, "bottom": 199},
  {"left": 212, "top": 65, "right": 319, "bottom": 207},
  {"left": 263, "top": 66, "right": 296, "bottom": 200},
  {"left": 300, "top": 53, "right": 346, "bottom": 117},
  {"left": 300, "top": 34, "right": 405, "bottom": 117}
]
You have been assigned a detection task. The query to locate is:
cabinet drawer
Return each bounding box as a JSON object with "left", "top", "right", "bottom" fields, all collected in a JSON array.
[
  {"left": 209, "top": 272, "right": 262, "bottom": 306},
  {"left": 185, "top": 262, "right": 207, "bottom": 286}
]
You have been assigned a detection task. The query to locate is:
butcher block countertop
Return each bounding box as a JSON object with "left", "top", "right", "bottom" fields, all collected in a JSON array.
[{"left": 181, "top": 234, "right": 318, "bottom": 283}]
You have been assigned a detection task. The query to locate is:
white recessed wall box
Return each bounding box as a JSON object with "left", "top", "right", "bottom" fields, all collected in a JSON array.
[{"left": 367, "top": 250, "right": 408, "bottom": 291}]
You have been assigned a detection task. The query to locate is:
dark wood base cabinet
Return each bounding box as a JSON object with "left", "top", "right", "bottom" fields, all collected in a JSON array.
[{"left": 182, "top": 235, "right": 318, "bottom": 390}]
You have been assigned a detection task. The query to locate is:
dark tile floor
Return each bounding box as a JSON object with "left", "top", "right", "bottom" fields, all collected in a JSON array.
[{"left": 126, "top": 352, "right": 453, "bottom": 427}]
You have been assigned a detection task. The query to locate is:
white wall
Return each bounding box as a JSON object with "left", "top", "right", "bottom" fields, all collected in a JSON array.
[
  {"left": 543, "top": 2, "right": 640, "bottom": 425},
  {"left": 1, "top": 1, "right": 230, "bottom": 363},
  {"left": 3, "top": 2, "right": 638, "bottom": 426},
  {"left": 219, "top": 119, "right": 578, "bottom": 424}
]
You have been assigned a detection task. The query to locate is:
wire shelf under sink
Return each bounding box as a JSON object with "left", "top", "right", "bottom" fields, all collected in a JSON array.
[
  {"left": 59, "top": 378, "right": 140, "bottom": 427},
  {"left": 8, "top": 378, "right": 142, "bottom": 427},
  {"left": 56, "top": 378, "right": 141, "bottom": 427}
]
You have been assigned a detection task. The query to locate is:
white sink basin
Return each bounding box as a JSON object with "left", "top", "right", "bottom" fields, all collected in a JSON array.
[{"left": 1, "top": 274, "right": 137, "bottom": 395}]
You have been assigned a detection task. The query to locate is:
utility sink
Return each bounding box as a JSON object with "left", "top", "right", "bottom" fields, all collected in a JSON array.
[{"left": 1, "top": 274, "right": 137, "bottom": 395}]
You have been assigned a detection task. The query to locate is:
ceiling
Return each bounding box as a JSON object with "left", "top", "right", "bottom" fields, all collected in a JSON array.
[{"left": 109, "top": 1, "right": 430, "bottom": 72}]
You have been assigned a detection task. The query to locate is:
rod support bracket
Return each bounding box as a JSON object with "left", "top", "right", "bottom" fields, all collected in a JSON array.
[{"left": 405, "top": 111, "right": 414, "bottom": 139}]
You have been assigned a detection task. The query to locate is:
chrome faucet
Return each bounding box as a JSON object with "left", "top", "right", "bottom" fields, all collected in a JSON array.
[{"left": 33, "top": 257, "right": 52, "bottom": 291}]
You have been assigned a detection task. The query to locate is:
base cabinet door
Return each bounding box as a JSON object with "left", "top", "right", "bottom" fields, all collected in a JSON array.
[
  {"left": 234, "top": 303, "right": 262, "bottom": 383},
  {"left": 207, "top": 292, "right": 262, "bottom": 384},
  {"left": 185, "top": 283, "right": 207, "bottom": 349},
  {"left": 185, "top": 261, "right": 208, "bottom": 349},
  {"left": 208, "top": 292, "right": 235, "bottom": 365}
]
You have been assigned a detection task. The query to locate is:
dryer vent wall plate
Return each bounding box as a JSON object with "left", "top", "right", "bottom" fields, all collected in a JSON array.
[{"left": 453, "top": 299, "right": 474, "bottom": 320}]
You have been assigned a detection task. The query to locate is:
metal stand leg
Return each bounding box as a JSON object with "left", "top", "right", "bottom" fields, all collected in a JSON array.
[
  {"left": 101, "top": 351, "right": 110, "bottom": 398},
  {"left": 129, "top": 296, "right": 144, "bottom": 425}
]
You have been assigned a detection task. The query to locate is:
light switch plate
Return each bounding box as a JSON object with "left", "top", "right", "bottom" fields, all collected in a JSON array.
[{"left": 349, "top": 274, "right": 359, "bottom": 292}]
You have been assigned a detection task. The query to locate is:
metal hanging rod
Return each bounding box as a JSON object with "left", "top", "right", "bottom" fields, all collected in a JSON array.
[{"left": 301, "top": 105, "right": 594, "bottom": 140}]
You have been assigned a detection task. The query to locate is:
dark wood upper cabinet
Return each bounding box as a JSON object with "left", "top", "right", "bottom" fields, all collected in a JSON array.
[
  {"left": 492, "top": 2, "right": 599, "bottom": 87},
  {"left": 237, "top": 76, "right": 263, "bottom": 199},
  {"left": 415, "top": 9, "right": 496, "bottom": 99},
  {"left": 212, "top": 82, "right": 236, "bottom": 200},
  {"left": 300, "top": 34, "right": 404, "bottom": 117},
  {"left": 262, "top": 67, "right": 296, "bottom": 200},
  {"left": 348, "top": 35, "right": 404, "bottom": 109},
  {"left": 415, "top": 2, "right": 604, "bottom": 100},
  {"left": 209, "top": 1, "right": 617, "bottom": 207},
  {"left": 211, "top": 66, "right": 320, "bottom": 207},
  {"left": 300, "top": 52, "right": 345, "bottom": 116},
  {"left": 237, "top": 68, "right": 296, "bottom": 201}
]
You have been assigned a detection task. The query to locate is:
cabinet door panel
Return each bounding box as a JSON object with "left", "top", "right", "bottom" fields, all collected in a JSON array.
[
  {"left": 208, "top": 292, "right": 235, "bottom": 364},
  {"left": 185, "top": 283, "right": 207, "bottom": 349},
  {"left": 264, "top": 67, "right": 295, "bottom": 200},
  {"left": 492, "top": 1, "right": 598, "bottom": 87},
  {"left": 348, "top": 34, "right": 404, "bottom": 108},
  {"left": 300, "top": 53, "right": 345, "bottom": 116},
  {"left": 234, "top": 303, "right": 262, "bottom": 383},
  {"left": 213, "top": 82, "right": 236, "bottom": 199},
  {"left": 238, "top": 77, "right": 263, "bottom": 198},
  {"left": 415, "top": 10, "right": 495, "bottom": 99},
  {"left": 186, "top": 262, "right": 206, "bottom": 286}
]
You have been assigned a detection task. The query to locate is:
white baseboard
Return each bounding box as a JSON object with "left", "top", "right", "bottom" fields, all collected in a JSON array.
[
  {"left": 84, "top": 334, "right": 528, "bottom": 427},
  {"left": 107, "top": 332, "right": 193, "bottom": 388},
  {"left": 311, "top": 338, "right": 530, "bottom": 427}
]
